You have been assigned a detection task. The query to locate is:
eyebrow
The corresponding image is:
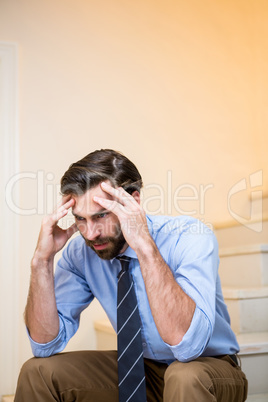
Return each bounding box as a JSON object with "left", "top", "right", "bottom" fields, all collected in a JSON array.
[{"left": 72, "top": 208, "right": 109, "bottom": 219}]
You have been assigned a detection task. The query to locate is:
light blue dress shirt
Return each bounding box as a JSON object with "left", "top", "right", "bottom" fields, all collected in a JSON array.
[{"left": 28, "top": 214, "right": 239, "bottom": 363}]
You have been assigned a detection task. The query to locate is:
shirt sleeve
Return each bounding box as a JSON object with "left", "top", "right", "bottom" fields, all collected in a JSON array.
[
  {"left": 27, "top": 315, "right": 67, "bottom": 357},
  {"left": 164, "top": 221, "right": 219, "bottom": 362},
  {"left": 27, "top": 239, "right": 94, "bottom": 357}
]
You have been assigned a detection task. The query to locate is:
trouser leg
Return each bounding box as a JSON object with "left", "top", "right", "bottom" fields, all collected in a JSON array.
[
  {"left": 14, "top": 351, "right": 168, "bottom": 402},
  {"left": 163, "top": 355, "right": 248, "bottom": 402},
  {"left": 144, "top": 358, "right": 167, "bottom": 402},
  {"left": 14, "top": 350, "right": 119, "bottom": 402},
  {"left": 15, "top": 351, "right": 248, "bottom": 402}
]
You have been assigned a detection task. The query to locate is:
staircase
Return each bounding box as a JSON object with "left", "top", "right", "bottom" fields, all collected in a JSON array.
[
  {"left": 216, "top": 221, "right": 268, "bottom": 400},
  {"left": 93, "top": 221, "right": 268, "bottom": 401}
]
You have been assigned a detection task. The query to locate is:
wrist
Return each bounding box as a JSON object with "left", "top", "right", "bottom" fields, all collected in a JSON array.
[
  {"left": 135, "top": 235, "right": 158, "bottom": 262},
  {"left": 31, "top": 251, "right": 54, "bottom": 271}
]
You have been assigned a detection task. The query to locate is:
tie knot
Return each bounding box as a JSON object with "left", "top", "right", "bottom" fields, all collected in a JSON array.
[
  {"left": 116, "top": 256, "right": 131, "bottom": 278},
  {"left": 117, "top": 255, "right": 131, "bottom": 264}
]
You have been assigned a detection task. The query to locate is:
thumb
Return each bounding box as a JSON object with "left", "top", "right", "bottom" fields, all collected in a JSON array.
[{"left": 66, "top": 223, "right": 78, "bottom": 240}]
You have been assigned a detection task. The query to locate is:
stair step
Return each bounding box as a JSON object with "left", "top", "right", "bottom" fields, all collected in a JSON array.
[
  {"left": 94, "top": 320, "right": 117, "bottom": 350},
  {"left": 246, "top": 394, "right": 268, "bottom": 402},
  {"left": 2, "top": 396, "right": 14, "bottom": 402},
  {"left": 223, "top": 287, "right": 268, "bottom": 333},
  {"left": 219, "top": 244, "right": 268, "bottom": 287},
  {"left": 238, "top": 332, "right": 268, "bottom": 356},
  {"left": 237, "top": 332, "right": 268, "bottom": 395},
  {"left": 94, "top": 321, "right": 268, "bottom": 356},
  {"left": 215, "top": 220, "right": 268, "bottom": 249}
]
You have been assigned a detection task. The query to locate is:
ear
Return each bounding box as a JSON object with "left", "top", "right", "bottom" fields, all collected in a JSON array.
[{"left": 131, "top": 190, "right": 141, "bottom": 205}]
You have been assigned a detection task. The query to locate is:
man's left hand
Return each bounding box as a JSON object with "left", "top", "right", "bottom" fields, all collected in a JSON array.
[{"left": 93, "top": 182, "right": 151, "bottom": 252}]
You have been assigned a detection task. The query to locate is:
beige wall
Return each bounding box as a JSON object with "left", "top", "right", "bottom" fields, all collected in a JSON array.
[{"left": 0, "top": 0, "right": 267, "bottom": 394}]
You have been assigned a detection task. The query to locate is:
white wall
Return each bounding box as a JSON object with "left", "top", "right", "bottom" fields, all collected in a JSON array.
[
  {"left": 0, "top": 0, "right": 267, "bottom": 395},
  {"left": 0, "top": 42, "right": 19, "bottom": 395}
]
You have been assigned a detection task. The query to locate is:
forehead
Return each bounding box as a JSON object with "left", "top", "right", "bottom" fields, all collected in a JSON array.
[{"left": 72, "top": 184, "right": 112, "bottom": 216}]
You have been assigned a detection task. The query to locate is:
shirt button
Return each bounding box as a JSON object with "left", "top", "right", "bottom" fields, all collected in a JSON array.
[{"left": 142, "top": 342, "right": 147, "bottom": 347}]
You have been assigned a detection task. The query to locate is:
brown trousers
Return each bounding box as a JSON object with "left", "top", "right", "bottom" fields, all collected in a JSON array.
[{"left": 14, "top": 350, "right": 248, "bottom": 401}]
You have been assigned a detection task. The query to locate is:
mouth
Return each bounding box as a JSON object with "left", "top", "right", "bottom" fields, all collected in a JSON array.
[{"left": 92, "top": 242, "right": 109, "bottom": 250}]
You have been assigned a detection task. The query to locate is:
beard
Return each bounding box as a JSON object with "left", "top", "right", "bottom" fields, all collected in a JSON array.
[{"left": 82, "top": 229, "right": 127, "bottom": 260}]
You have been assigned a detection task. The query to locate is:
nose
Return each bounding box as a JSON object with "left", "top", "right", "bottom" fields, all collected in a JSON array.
[{"left": 78, "top": 220, "right": 101, "bottom": 241}]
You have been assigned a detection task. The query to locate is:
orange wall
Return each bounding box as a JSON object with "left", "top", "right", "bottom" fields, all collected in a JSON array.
[{"left": 1, "top": 0, "right": 267, "bottom": 376}]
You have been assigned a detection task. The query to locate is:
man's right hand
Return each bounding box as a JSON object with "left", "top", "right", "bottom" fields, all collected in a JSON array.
[
  {"left": 25, "top": 195, "right": 78, "bottom": 343},
  {"left": 33, "top": 195, "right": 78, "bottom": 263}
]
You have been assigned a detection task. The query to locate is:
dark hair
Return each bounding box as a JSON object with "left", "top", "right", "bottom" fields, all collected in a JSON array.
[{"left": 60, "top": 149, "right": 143, "bottom": 196}]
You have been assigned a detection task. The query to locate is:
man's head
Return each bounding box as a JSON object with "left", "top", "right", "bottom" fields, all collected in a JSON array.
[
  {"left": 60, "top": 149, "right": 143, "bottom": 197},
  {"left": 60, "top": 149, "right": 143, "bottom": 259}
]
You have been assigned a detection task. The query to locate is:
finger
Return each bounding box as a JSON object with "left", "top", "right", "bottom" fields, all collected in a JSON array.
[
  {"left": 93, "top": 196, "right": 123, "bottom": 217},
  {"left": 60, "top": 197, "right": 75, "bottom": 211},
  {"left": 56, "top": 198, "right": 75, "bottom": 217},
  {"left": 66, "top": 223, "right": 78, "bottom": 239},
  {"left": 100, "top": 182, "right": 136, "bottom": 207},
  {"left": 61, "top": 194, "right": 72, "bottom": 203},
  {"left": 56, "top": 194, "right": 72, "bottom": 209},
  {"left": 50, "top": 199, "right": 75, "bottom": 224},
  {"left": 49, "top": 208, "right": 69, "bottom": 225},
  {"left": 94, "top": 195, "right": 139, "bottom": 220},
  {"left": 54, "top": 195, "right": 74, "bottom": 216}
]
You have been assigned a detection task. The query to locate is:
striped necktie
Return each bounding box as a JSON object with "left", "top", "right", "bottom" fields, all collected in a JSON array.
[{"left": 117, "top": 256, "right": 147, "bottom": 402}]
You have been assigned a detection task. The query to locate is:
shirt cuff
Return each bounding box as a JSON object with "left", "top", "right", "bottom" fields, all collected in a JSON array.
[
  {"left": 27, "top": 317, "right": 66, "bottom": 357},
  {"left": 165, "top": 306, "right": 212, "bottom": 362}
]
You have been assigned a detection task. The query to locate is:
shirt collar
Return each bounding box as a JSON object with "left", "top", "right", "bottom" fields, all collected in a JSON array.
[{"left": 120, "top": 246, "right": 138, "bottom": 259}]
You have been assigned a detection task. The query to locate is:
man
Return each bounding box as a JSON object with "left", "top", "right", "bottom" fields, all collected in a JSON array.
[{"left": 15, "top": 149, "right": 248, "bottom": 401}]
